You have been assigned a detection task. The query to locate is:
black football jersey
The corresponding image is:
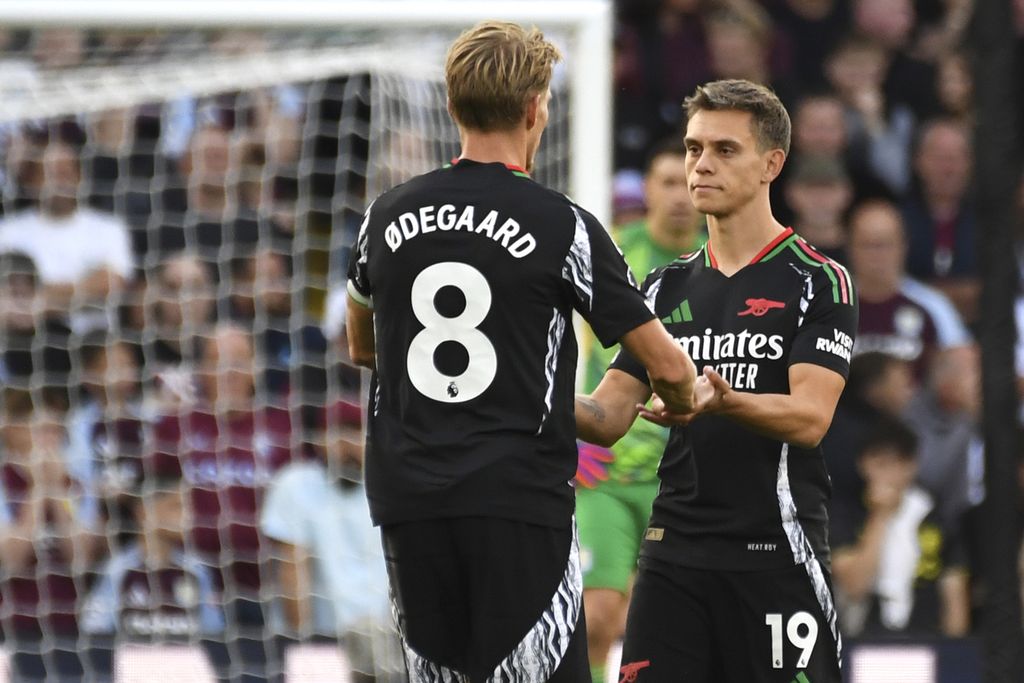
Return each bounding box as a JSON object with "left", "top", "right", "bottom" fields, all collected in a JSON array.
[
  {"left": 347, "top": 160, "right": 655, "bottom": 527},
  {"left": 612, "top": 228, "right": 858, "bottom": 570}
]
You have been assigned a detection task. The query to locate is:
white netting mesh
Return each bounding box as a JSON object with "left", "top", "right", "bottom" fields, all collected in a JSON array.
[{"left": 0, "top": 23, "right": 574, "bottom": 682}]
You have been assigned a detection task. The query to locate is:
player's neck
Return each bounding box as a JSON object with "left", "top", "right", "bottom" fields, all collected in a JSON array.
[
  {"left": 705, "top": 199, "right": 785, "bottom": 277},
  {"left": 457, "top": 129, "right": 530, "bottom": 171}
]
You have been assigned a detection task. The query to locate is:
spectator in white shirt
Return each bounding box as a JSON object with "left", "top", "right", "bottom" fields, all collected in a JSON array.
[
  {"left": 0, "top": 138, "right": 133, "bottom": 324},
  {"left": 260, "top": 401, "right": 403, "bottom": 682}
]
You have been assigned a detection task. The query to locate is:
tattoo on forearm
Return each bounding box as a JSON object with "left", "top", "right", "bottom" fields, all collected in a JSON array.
[{"left": 576, "top": 395, "right": 605, "bottom": 422}]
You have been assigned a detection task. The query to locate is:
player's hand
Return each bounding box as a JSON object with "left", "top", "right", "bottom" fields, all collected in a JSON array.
[
  {"left": 575, "top": 441, "right": 614, "bottom": 488},
  {"left": 635, "top": 394, "right": 687, "bottom": 426},
  {"left": 637, "top": 366, "right": 731, "bottom": 426},
  {"left": 693, "top": 366, "right": 730, "bottom": 412}
]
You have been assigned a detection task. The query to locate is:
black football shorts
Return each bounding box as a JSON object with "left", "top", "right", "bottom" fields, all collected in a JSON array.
[
  {"left": 381, "top": 516, "right": 589, "bottom": 682},
  {"left": 619, "top": 556, "right": 841, "bottom": 683}
]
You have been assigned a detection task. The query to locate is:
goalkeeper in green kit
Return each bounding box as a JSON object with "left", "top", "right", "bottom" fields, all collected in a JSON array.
[{"left": 575, "top": 138, "right": 705, "bottom": 683}]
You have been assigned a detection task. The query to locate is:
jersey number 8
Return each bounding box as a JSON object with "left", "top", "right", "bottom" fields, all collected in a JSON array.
[{"left": 407, "top": 262, "right": 497, "bottom": 403}]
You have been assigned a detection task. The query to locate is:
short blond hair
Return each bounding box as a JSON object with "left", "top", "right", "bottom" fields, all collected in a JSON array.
[{"left": 445, "top": 21, "right": 562, "bottom": 132}]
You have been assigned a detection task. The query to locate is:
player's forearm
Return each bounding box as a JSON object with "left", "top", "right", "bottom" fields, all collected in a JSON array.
[
  {"left": 348, "top": 336, "right": 376, "bottom": 370},
  {"left": 576, "top": 370, "right": 651, "bottom": 446},
  {"left": 575, "top": 394, "right": 635, "bottom": 447},
  {"left": 620, "top": 320, "right": 696, "bottom": 414},
  {"left": 714, "top": 390, "right": 833, "bottom": 449},
  {"left": 345, "top": 296, "right": 377, "bottom": 370},
  {"left": 650, "top": 373, "right": 696, "bottom": 415}
]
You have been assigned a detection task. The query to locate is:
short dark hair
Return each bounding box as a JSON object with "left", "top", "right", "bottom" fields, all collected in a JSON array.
[
  {"left": 683, "top": 79, "right": 791, "bottom": 154},
  {"left": 644, "top": 137, "right": 688, "bottom": 175},
  {"left": 859, "top": 415, "right": 918, "bottom": 461}
]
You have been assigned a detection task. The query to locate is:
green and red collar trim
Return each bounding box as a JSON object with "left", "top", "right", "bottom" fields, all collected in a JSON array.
[
  {"left": 704, "top": 227, "right": 795, "bottom": 269},
  {"left": 446, "top": 157, "right": 530, "bottom": 177}
]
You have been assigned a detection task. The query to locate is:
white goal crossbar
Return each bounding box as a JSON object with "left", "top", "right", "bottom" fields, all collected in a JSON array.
[{"left": 0, "top": 0, "right": 614, "bottom": 224}]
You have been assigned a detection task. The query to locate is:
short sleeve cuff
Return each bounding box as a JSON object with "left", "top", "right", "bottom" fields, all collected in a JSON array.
[{"left": 347, "top": 279, "right": 373, "bottom": 308}]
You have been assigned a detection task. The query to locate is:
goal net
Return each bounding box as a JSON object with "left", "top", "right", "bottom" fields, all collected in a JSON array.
[{"left": 0, "top": 2, "right": 611, "bottom": 681}]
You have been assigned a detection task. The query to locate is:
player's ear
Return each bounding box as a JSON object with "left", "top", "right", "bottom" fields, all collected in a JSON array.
[
  {"left": 762, "top": 149, "right": 786, "bottom": 184},
  {"left": 524, "top": 92, "right": 540, "bottom": 130}
]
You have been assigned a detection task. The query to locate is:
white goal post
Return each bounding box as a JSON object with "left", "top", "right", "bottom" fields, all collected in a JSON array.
[{"left": 0, "top": 0, "right": 614, "bottom": 225}]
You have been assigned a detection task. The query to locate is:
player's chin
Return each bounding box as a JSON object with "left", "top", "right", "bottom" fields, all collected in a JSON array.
[{"left": 691, "top": 198, "right": 721, "bottom": 215}]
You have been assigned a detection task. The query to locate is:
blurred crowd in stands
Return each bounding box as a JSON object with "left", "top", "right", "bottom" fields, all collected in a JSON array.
[
  {"left": 0, "top": 24, "right": 395, "bottom": 683},
  {"left": 0, "top": 0, "right": 1021, "bottom": 680}
]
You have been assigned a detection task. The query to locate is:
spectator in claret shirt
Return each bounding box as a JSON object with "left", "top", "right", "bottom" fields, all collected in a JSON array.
[
  {"left": 80, "top": 470, "right": 224, "bottom": 648},
  {"left": 148, "top": 323, "right": 296, "bottom": 682},
  {"left": 847, "top": 199, "right": 971, "bottom": 383},
  {"left": 901, "top": 118, "right": 979, "bottom": 324},
  {"left": 65, "top": 330, "right": 147, "bottom": 547},
  {"left": 0, "top": 387, "right": 105, "bottom": 682}
]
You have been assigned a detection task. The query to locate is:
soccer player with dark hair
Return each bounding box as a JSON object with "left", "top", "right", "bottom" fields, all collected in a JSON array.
[
  {"left": 577, "top": 79, "right": 857, "bottom": 682},
  {"left": 346, "top": 20, "right": 698, "bottom": 682}
]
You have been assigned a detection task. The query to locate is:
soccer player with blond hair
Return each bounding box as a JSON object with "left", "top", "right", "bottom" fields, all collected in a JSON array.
[{"left": 346, "top": 21, "right": 697, "bottom": 682}]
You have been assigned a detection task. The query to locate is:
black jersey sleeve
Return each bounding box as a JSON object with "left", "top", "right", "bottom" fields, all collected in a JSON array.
[
  {"left": 566, "top": 206, "right": 655, "bottom": 347},
  {"left": 606, "top": 267, "right": 665, "bottom": 386},
  {"left": 788, "top": 268, "right": 858, "bottom": 379},
  {"left": 345, "top": 201, "right": 375, "bottom": 308}
]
